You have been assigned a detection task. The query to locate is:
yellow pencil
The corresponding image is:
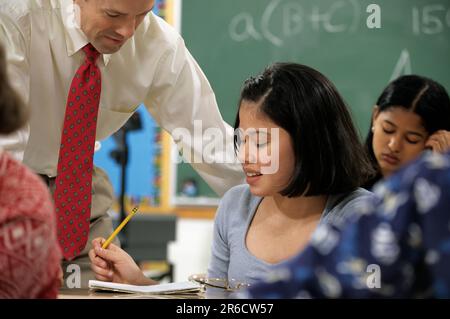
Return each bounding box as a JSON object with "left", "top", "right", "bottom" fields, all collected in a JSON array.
[{"left": 102, "top": 206, "right": 139, "bottom": 249}]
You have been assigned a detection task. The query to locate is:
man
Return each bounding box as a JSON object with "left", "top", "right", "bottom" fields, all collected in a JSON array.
[{"left": 0, "top": 0, "right": 243, "bottom": 288}]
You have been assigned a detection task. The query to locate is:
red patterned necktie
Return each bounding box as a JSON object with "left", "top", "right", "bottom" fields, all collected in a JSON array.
[{"left": 54, "top": 43, "right": 101, "bottom": 260}]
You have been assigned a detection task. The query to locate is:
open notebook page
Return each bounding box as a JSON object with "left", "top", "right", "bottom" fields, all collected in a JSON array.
[{"left": 88, "top": 280, "right": 201, "bottom": 295}]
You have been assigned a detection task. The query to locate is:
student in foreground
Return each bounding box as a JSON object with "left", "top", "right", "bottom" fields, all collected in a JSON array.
[
  {"left": 0, "top": 45, "right": 62, "bottom": 298},
  {"left": 88, "top": 63, "right": 375, "bottom": 286},
  {"left": 364, "top": 75, "right": 450, "bottom": 189},
  {"left": 244, "top": 150, "right": 450, "bottom": 298}
]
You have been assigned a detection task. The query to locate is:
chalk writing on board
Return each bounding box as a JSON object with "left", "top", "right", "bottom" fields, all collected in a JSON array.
[
  {"left": 229, "top": 1, "right": 450, "bottom": 46},
  {"left": 412, "top": 4, "right": 450, "bottom": 35},
  {"left": 390, "top": 49, "right": 412, "bottom": 81},
  {"left": 229, "top": 0, "right": 362, "bottom": 47}
]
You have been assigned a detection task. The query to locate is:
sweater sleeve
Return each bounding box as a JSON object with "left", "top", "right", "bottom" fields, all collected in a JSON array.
[{"left": 207, "top": 189, "right": 233, "bottom": 280}]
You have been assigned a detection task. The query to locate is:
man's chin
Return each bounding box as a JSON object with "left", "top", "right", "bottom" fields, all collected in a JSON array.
[
  {"left": 101, "top": 47, "right": 121, "bottom": 54},
  {"left": 99, "top": 45, "right": 121, "bottom": 55},
  {"left": 92, "top": 40, "right": 122, "bottom": 55}
]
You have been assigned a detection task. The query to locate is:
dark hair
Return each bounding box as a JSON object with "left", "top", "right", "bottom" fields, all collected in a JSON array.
[
  {"left": 364, "top": 75, "right": 450, "bottom": 187},
  {"left": 234, "top": 62, "right": 374, "bottom": 197},
  {"left": 0, "top": 44, "right": 28, "bottom": 134}
]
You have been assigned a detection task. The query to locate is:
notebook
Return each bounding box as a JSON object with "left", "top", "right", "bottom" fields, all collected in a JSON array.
[{"left": 88, "top": 280, "right": 202, "bottom": 295}]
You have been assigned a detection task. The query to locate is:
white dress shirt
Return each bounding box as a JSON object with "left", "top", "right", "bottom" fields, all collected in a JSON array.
[{"left": 0, "top": 0, "right": 244, "bottom": 196}]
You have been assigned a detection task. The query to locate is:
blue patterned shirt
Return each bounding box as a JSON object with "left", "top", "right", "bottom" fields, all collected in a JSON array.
[{"left": 245, "top": 151, "right": 450, "bottom": 298}]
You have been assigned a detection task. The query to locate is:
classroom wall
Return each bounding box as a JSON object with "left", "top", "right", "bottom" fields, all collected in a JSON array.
[
  {"left": 176, "top": 0, "right": 450, "bottom": 200},
  {"left": 168, "top": 219, "right": 214, "bottom": 282}
]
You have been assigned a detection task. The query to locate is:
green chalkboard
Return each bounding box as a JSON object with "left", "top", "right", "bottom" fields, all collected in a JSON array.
[{"left": 177, "top": 0, "right": 450, "bottom": 201}]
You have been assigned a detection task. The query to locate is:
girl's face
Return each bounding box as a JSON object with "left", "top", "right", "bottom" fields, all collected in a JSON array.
[
  {"left": 372, "top": 106, "right": 429, "bottom": 177},
  {"left": 237, "top": 100, "right": 295, "bottom": 197}
]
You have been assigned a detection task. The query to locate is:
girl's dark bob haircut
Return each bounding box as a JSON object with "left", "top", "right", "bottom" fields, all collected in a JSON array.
[{"left": 234, "top": 62, "right": 374, "bottom": 197}]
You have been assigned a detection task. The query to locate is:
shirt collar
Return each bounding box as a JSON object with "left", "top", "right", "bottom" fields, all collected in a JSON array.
[{"left": 60, "top": 0, "right": 112, "bottom": 66}]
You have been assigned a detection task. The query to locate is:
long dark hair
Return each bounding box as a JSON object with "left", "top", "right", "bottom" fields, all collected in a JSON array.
[
  {"left": 364, "top": 75, "right": 450, "bottom": 188},
  {"left": 0, "top": 44, "right": 28, "bottom": 134},
  {"left": 234, "top": 62, "right": 374, "bottom": 197}
]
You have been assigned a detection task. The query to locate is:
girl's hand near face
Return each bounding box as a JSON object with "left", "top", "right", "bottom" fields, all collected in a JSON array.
[{"left": 425, "top": 130, "right": 450, "bottom": 153}]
